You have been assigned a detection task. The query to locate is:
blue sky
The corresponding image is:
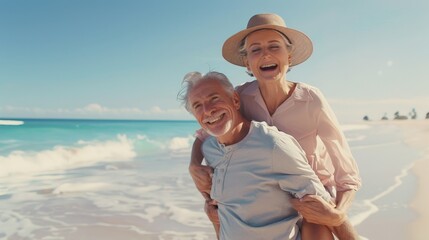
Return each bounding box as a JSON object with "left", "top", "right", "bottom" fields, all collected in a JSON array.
[{"left": 1, "top": 0, "right": 428, "bottom": 123}]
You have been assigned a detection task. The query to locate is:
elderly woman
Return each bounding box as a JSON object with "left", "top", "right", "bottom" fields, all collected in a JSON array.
[{"left": 189, "top": 13, "right": 361, "bottom": 239}]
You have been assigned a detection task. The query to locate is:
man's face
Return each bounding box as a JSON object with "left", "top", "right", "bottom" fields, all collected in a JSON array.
[{"left": 188, "top": 79, "right": 240, "bottom": 139}]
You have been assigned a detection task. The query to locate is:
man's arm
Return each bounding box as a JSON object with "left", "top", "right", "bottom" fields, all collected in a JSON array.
[
  {"left": 290, "top": 195, "right": 345, "bottom": 226},
  {"left": 189, "top": 138, "right": 213, "bottom": 199},
  {"left": 292, "top": 190, "right": 355, "bottom": 226},
  {"left": 290, "top": 195, "right": 359, "bottom": 240},
  {"left": 205, "top": 200, "right": 220, "bottom": 239},
  {"left": 189, "top": 138, "right": 220, "bottom": 237}
]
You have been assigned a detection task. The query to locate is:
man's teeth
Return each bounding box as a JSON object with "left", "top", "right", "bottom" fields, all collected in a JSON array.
[
  {"left": 208, "top": 116, "right": 221, "bottom": 124},
  {"left": 205, "top": 114, "right": 223, "bottom": 124}
]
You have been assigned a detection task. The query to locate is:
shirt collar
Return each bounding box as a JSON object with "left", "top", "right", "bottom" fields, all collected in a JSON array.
[{"left": 240, "top": 81, "right": 313, "bottom": 102}]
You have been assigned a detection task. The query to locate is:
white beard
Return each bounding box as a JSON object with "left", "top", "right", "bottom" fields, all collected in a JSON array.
[{"left": 206, "top": 118, "right": 233, "bottom": 138}]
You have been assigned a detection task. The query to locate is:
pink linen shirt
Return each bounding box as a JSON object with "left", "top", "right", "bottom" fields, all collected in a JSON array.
[{"left": 236, "top": 81, "right": 361, "bottom": 192}]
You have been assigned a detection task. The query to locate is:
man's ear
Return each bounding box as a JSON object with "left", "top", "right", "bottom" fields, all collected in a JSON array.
[{"left": 233, "top": 92, "right": 240, "bottom": 110}]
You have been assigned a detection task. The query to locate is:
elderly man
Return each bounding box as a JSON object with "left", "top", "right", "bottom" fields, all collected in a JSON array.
[{"left": 179, "top": 71, "right": 341, "bottom": 239}]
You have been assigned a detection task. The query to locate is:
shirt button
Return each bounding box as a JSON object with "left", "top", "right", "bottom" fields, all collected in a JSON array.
[{"left": 217, "top": 179, "right": 221, "bottom": 183}]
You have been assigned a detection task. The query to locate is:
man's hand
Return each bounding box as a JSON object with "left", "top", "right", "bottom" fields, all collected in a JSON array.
[
  {"left": 204, "top": 199, "right": 220, "bottom": 225},
  {"left": 205, "top": 199, "right": 220, "bottom": 239},
  {"left": 189, "top": 163, "right": 213, "bottom": 199},
  {"left": 290, "top": 195, "right": 346, "bottom": 227}
]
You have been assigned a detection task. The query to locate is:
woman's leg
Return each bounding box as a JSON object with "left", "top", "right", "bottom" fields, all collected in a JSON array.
[{"left": 301, "top": 218, "right": 334, "bottom": 240}]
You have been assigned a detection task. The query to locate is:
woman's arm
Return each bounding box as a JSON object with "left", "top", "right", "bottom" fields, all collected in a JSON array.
[
  {"left": 316, "top": 88, "right": 361, "bottom": 192},
  {"left": 314, "top": 90, "right": 361, "bottom": 240},
  {"left": 335, "top": 189, "right": 355, "bottom": 212}
]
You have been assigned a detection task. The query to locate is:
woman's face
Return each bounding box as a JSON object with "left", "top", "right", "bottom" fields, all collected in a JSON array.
[{"left": 243, "top": 29, "right": 291, "bottom": 83}]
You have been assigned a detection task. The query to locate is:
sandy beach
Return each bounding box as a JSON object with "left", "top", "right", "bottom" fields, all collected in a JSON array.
[
  {"left": 409, "top": 156, "right": 429, "bottom": 239},
  {"left": 357, "top": 120, "right": 429, "bottom": 239},
  {"left": 399, "top": 121, "right": 429, "bottom": 239}
]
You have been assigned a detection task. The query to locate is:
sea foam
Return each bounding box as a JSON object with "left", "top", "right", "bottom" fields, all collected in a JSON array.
[
  {"left": 341, "top": 124, "right": 371, "bottom": 132},
  {"left": 0, "top": 120, "right": 24, "bottom": 126},
  {"left": 0, "top": 134, "right": 136, "bottom": 177},
  {"left": 52, "top": 182, "right": 111, "bottom": 194}
]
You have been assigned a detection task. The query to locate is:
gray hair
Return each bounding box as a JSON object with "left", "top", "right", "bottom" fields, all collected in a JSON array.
[{"left": 178, "top": 71, "right": 235, "bottom": 112}]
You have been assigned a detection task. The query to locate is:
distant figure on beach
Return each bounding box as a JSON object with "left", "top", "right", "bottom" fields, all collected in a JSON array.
[
  {"left": 426, "top": 112, "right": 429, "bottom": 119},
  {"left": 381, "top": 113, "right": 388, "bottom": 120},
  {"left": 188, "top": 13, "right": 361, "bottom": 240},
  {"left": 363, "top": 115, "right": 370, "bottom": 121},
  {"left": 179, "top": 71, "right": 336, "bottom": 239},
  {"left": 409, "top": 108, "right": 417, "bottom": 120},
  {"left": 394, "top": 111, "right": 408, "bottom": 120}
]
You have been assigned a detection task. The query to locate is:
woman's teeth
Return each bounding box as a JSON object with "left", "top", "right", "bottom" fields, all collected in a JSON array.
[{"left": 260, "top": 63, "right": 277, "bottom": 70}]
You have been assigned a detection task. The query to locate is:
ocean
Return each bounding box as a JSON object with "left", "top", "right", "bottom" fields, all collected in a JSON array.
[{"left": 0, "top": 119, "right": 422, "bottom": 239}]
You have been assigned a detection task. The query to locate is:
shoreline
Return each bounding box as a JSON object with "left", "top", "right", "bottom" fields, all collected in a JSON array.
[
  {"left": 398, "top": 120, "right": 429, "bottom": 239},
  {"left": 408, "top": 155, "right": 429, "bottom": 239},
  {"left": 349, "top": 120, "right": 428, "bottom": 239},
  {"left": 377, "top": 120, "right": 429, "bottom": 239}
]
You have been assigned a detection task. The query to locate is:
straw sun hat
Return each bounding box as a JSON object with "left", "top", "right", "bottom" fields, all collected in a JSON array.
[{"left": 222, "top": 13, "right": 313, "bottom": 67}]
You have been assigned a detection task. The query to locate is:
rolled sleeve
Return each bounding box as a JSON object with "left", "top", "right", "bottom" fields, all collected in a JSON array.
[
  {"left": 272, "top": 136, "right": 332, "bottom": 203},
  {"left": 316, "top": 90, "right": 362, "bottom": 191}
]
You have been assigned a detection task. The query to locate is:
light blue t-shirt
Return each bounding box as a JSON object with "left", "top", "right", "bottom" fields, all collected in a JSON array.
[{"left": 202, "top": 121, "right": 332, "bottom": 240}]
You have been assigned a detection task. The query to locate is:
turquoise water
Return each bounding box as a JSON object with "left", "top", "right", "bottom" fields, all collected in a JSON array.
[{"left": 1, "top": 119, "right": 199, "bottom": 154}]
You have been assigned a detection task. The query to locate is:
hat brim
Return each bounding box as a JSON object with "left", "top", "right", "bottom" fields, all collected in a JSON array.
[{"left": 222, "top": 24, "right": 313, "bottom": 67}]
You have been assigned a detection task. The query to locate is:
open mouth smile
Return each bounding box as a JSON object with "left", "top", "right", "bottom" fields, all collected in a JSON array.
[
  {"left": 260, "top": 63, "right": 277, "bottom": 71},
  {"left": 203, "top": 113, "right": 225, "bottom": 125}
]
